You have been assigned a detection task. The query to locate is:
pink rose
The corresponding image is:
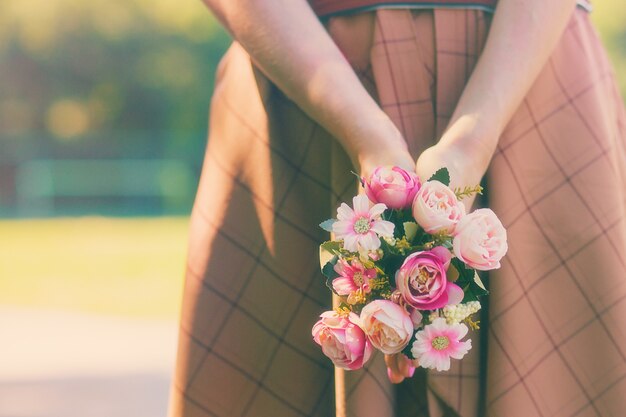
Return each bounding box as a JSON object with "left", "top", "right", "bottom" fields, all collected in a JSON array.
[
  {"left": 453, "top": 208, "right": 508, "bottom": 271},
  {"left": 363, "top": 166, "right": 421, "bottom": 209},
  {"left": 412, "top": 181, "right": 465, "bottom": 234},
  {"left": 360, "top": 300, "right": 413, "bottom": 354},
  {"left": 390, "top": 291, "right": 424, "bottom": 327},
  {"left": 312, "top": 311, "right": 373, "bottom": 370},
  {"left": 395, "top": 246, "right": 464, "bottom": 311}
]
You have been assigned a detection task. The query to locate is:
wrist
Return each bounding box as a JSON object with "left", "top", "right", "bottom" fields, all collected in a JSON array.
[
  {"left": 347, "top": 113, "right": 410, "bottom": 160},
  {"left": 438, "top": 113, "right": 499, "bottom": 160},
  {"left": 352, "top": 117, "right": 414, "bottom": 176},
  {"left": 351, "top": 112, "right": 408, "bottom": 151}
]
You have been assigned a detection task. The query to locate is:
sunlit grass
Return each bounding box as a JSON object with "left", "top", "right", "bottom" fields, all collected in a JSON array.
[{"left": 0, "top": 217, "right": 188, "bottom": 318}]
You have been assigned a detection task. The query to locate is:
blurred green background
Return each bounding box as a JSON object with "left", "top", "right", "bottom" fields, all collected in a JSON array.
[
  {"left": 0, "top": 0, "right": 625, "bottom": 319},
  {"left": 0, "top": 0, "right": 231, "bottom": 318},
  {"left": 0, "top": 0, "right": 231, "bottom": 219}
]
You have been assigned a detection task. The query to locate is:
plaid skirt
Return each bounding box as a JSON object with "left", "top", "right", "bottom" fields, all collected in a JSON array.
[{"left": 168, "top": 7, "right": 626, "bottom": 417}]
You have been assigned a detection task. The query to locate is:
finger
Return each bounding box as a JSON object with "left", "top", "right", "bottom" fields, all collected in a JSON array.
[
  {"left": 384, "top": 354, "right": 405, "bottom": 384},
  {"left": 397, "top": 354, "right": 416, "bottom": 378}
]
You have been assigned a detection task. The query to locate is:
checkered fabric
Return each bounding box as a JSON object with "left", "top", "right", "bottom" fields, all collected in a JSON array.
[{"left": 168, "top": 7, "right": 626, "bottom": 417}]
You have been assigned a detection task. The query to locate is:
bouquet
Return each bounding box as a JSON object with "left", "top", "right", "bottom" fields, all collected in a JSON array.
[{"left": 312, "top": 166, "right": 507, "bottom": 382}]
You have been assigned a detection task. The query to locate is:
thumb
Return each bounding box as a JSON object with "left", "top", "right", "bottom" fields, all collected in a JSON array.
[{"left": 415, "top": 146, "right": 443, "bottom": 182}]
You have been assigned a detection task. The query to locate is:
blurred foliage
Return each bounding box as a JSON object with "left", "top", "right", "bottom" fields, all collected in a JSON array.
[
  {"left": 591, "top": 0, "right": 626, "bottom": 98},
  {"left": 0, "top": 0, "right": 624, "bottom": 143},
  {"left": 0, "top": 0, "right": 623, "bottom": 142},
  {"left": 0, "top": 0, "right": 230, "bottom": 166}
]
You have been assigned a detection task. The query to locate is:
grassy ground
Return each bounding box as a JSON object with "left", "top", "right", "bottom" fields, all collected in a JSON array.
[{"left": 0, "top": 217, "right": 188, "bottom": 318}]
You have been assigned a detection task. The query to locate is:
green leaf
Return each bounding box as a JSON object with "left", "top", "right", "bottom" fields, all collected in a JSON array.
[
  {"left": 462, "top": 280, "right": 489, "bottom": 302},
  {"left": 319, "top": 241, "right": 342, "bottom": 271},
  {"left": 350, "top": 170, "right": 364, "bottom": 185},
  {"left": 428, "top": 167, "right": 450, "bottom": 186},
  {"left": 401, "top": 332, "right": 418, "bottom": 360},
  {"left": 473, "top": 272, "right": 487, "bottom": 292},
  {"left": 451, "top": 258, "right": 489, "bottom": 302},
  {"left": 321, "top": 256, "right": 340, "bottom": 293},
  {"left": 451, "top": 258, "right": 474, "bottom": 284},
  {"left": 320, "top": 240, "right": 342, "bottom": 252},
  {"left": 403, "top": 221, "right": 419, "bottom": 242},
  {"left": 319, "top": 218, "right": 336, "bottom": 232},
  {"left": 322, "top": 257, "right": 339, "bottom": 280}
]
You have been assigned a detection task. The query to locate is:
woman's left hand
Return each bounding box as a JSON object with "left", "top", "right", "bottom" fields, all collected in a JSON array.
[
  {"left": 415, "top": 116, "right": 498, "bottom": 210},
  {"left": 384, "top": 353, "right": 417, "bottom": 384}
]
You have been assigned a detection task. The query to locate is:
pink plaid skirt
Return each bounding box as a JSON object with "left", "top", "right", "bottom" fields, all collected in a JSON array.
[{"left": 168, "top": 7, "right": 626, "bottom": 417}]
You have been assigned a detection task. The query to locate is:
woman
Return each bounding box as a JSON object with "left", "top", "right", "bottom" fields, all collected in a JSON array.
[{"left": 168, "top": 0, "right": 626, "bottom": 416}]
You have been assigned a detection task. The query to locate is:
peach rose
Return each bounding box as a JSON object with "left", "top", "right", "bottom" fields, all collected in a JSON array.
[
  {"left": 412, "top": 180, "right": 465, "bottom": 234},
  {"left": 312, "top": 311, "right": 373, "bottom": 370},
  {"left": 453, "top": 208, "right": 508, "bottom": 271},
  {"left": 360, "top": 300, "right": 413, "bottom": 354}
]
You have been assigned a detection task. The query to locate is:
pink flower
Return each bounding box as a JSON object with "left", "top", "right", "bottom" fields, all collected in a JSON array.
[
  {"left": 363, "top": 166, "right": 421, "bottom": 209},
  {"left": 395, "top": 247, "right": 464, "bottom": 311},
  {"left": 412, "top": 181, "right": 465, "bottom": 234},
  {"left": 332, "top": 194, "right": 395, "bottom": 252},
  {"left": 332, "top": 259, "right": 376, "bottom": 296},
  {"left": 360, "top": 300, "right": 413, "bottom": 354},
  {"left": 385, "top": 353, "right": 416, "bottom": 384},
  {"left": 453, "top": 208, "right": 508, "bottom": 271},
  {"left": 390, "top": 291, "right": 424, "bottom": 327},
  {"left": 411, "top": 317, "right": 472, "bottom": 371},
  {"left": 312, "top": 311, "right": 373, "bottom": 370}
]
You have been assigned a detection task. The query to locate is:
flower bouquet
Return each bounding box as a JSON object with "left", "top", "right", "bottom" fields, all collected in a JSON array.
[{"left": 312, "top": 166, "right": 507, "bottom": 382}]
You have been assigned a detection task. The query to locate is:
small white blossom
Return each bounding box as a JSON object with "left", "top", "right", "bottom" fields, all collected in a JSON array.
[
  {"left": 442, "top": 301, "right": 481, "bottom": 324},
  {"left": 428, "top": 311, "right": 441, "bottom": 322}
]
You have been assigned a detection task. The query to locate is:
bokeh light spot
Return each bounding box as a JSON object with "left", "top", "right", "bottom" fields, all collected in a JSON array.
[{"left": 46, "top": 99, "right": 90, "bottom": 140}]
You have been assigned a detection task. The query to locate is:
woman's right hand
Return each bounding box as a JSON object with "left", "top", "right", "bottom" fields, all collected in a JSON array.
[
  {"left": 358, "top": 145, "right": 416, "bottom": 180},
  {"left": 350, "top": 118, "right": 416, "bottom": 179}
]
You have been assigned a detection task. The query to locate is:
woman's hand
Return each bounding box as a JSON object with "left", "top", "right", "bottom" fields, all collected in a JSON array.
[
  {"left": 416, "top": 0, "right": 579, "bottom": 197},
  {"left": 357, "top": 138, "right": 416, "bottom": 180},
  {"left": 331, "top": 113, "right": 416, "bottom": 179},
  {"left": 414, "top": 0, "right": 579, "bottom": 207},
  {"left": 384, "top": 353, "right": 417, "bottom": 384},
  {"left": 415, "top": 115, "right": 498, "bottom": 210}
]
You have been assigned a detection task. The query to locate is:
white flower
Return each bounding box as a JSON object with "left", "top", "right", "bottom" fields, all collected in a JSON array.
[{"left": 442, "top": 301, "right": 481, "bottom": 324}]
